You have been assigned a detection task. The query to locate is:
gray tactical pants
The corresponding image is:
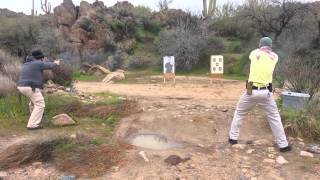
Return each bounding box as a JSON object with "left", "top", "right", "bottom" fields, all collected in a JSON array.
[{"left": 229, "top": 89, "right": 289, "bottom": 148}]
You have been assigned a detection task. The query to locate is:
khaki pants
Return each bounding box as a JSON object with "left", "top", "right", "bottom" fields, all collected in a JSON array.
[
  {"left": 229, "top": 89, "right": 289, "bottom": 148},
  {"left": 17, "top": 87, "right": 45, "bottom": 128}
]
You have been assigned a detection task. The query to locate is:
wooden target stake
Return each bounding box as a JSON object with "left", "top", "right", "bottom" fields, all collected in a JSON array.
[{"left": 163, "top": 56, "right": 176, "bottom": 87}]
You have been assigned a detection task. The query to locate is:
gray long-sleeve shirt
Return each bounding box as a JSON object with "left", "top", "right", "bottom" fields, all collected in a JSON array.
[{"left": 18, "top": 56, "right": 57, "bottom": 88}]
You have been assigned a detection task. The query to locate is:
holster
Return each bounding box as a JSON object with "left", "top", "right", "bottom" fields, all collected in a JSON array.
[
  {"left": 246, "top": 81, "right": 253, "bottom": 95},
  {"left": 268, "top": 83, "right": 273, "bottom": 93}
]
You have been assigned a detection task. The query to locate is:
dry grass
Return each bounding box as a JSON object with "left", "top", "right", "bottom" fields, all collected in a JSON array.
[
  {"left": 0, "top": 137, "right": 126, "bottom": 178},
  {"left": 54, "top": 143, "right": 125, "bottom": 177},
  {"left": 0, "top": 139, "right": 56, "bottom": 170},
  {"left": 0, "top": 50, "right": 21, "bottom": 96},
  {"left": 59, "top": 100, "right": 140, "bottom": 118}
]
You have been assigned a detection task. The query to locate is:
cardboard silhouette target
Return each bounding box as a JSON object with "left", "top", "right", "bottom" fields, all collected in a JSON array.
[
  {"left": 163, "top": 56, "right": 176, "bottom": 85},
  {"left": 210, "top": 55, "right": 224, "bottom": 84}
]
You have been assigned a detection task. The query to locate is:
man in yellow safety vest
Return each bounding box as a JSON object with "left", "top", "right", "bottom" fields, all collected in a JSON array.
[{"left": 228, "top": 37, "right": 292, "bottom": 152}]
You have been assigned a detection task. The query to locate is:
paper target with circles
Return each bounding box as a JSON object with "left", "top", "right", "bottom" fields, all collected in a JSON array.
[
  {"left": 210, "top": 55, "right": 224, "bottom": 74},
  {"left": 163, "top": 56, "right": 175, "bottom": 74}
]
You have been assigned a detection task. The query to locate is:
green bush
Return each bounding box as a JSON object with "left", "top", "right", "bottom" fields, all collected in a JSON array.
[
  {"left": 232, "top": 52, "right": 250, "bottom": 75},
  {"left": 0, "top": 16, "right": 41, "bottom": 57},
  {"left": 0, "top": 50, "right": 21, "bottom": 96},
  {"left": 209, "top": 17, "right": 240, "bottom": 38},
  {"left": 280, "top": 97, "right": 320, "bottom": 140},
  {"left": 131, "top": 6, "right": 153, "bottom": 19},
  {"left": 52, "top": 65, "right": 74, "bottom": 87},
  {"left": 143, "top": 19, "right": 161, "bottom": 35},
  {"left": 0, "top": 94, "right": 28, "bottom": 120}
]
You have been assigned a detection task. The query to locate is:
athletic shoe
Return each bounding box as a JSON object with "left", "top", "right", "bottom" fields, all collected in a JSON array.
[
  {"left": 228, "top": 138, "right": 238, "bottom": 145},
  {"left": 280, "top": 145, "right": 292, "bottom": 152}
]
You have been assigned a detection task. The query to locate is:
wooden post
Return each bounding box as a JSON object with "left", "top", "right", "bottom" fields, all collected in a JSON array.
[{"left": 163, "top": 56, "right": 176, "bottom": 87}]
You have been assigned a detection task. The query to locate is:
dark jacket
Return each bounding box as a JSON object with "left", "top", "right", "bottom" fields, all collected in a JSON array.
[{"left": 18, "top": 56, "right": 57, "bottom": 88}]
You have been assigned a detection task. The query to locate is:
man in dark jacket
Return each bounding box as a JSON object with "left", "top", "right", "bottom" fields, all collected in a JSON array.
[{"left": 17, "top": 50, "right": 60, "bottom": 130}]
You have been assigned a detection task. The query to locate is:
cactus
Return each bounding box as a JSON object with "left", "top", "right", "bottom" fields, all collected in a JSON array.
[
  {"left": 202, "top": 0, "right": 217, "bottom": 17},
  {"left": 31, "top": 0, "right": 35, "bottom": 16},
  {"left": 40, "top": 0, "right": 52, "bottom": 14}
]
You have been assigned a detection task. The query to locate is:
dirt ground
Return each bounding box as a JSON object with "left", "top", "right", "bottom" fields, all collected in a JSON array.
[{"left": 1, "top": 76, "right": 319, "bottom": 179}]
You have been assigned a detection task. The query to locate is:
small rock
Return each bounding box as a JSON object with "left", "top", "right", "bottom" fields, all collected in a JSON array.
[
  {"left": 0, "top": 171, "right": 8, "bottom": 177},
  {"left": 267, "top": 147, "right": 276, "bottom": 152},
  {"left": 306, "top": 145, "right": 320, "bottom": 154},
  {"left": 164, "top": 155, "right": 190, "bottom": 166},
  {"left": 32, "top": 162, "right": 42, "bottom": 167},
  {"left": 242, "top": 169, "right": 248, "bottom": 173},
  {"left": 139, "top": 151, "right": 149, "bottom": 162},
  {"left": 197, "top": 144, "right": 205, "bottom": 148},
  {"left": 65, "top": 87, "right": 71, "bottom": 92},
  {"left": 298, "top": 142, "right": 305, "bottom": 147},
  {"left": 70, "top": 134, "right": 76, "bottom": 139},
  {"left": 263, "top": 159, "right": 276, "bottom": 164},
  {"left": 222, "top": 109, "right": 228, "bottom": 112},
  {"left": 232, "top": 144, "right": 246, "bottom": 150},
  {"left": 246, "top": 149, "right": 255, "bottom": 154},
  {"left": 111, "top": 166, "right": 119, "bottom": 172},
  {"left": 268, "top": 154, "right": 276, "bottom": 159},
  {"left": 246, "top": 140, "right": 254, "bottom": 145},
  {"left": 52, "top": 114, "right": 76, "bottom": 126},
  {"left": 34, "top": 168, "right": 42, "bottom": 176},
  {"left": 276, "top": 156, "right": 288, "bottom": 165},
  {"left": 297, "top": 137, "right": 304, "bottom": 142},
  {"left": 61, "top": 176, "right": 76, "bottom": 180},
  {"left": 300, "top": 151, "right": 314, "bottom": 158}
]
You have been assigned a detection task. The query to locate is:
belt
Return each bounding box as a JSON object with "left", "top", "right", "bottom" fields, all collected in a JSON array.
[{"left": 252, "top": 86, "right": 268, "bottom": 90}]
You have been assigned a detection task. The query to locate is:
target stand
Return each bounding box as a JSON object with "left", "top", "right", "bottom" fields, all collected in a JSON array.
[
  {"left": 163, "top": 73, "right": 176, "bottom": 86},
  {"left": 210, "top": 55, "right": 224, "bottom": 85},
  {"left": 163, "top": 56, "right": 176, "bottom": 87}
]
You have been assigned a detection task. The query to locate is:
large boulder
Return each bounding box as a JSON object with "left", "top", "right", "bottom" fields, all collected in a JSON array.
[
  {"left": 52, "top": 114, "right": 76, "bottom": 126},
  {"left": 87, "top": 65, "right": 111, "bottom": 76},
  {"left": 54, "top": 0, "right": 77, "bottom": 27},
  {"left": 79, "top": 1, "right": 95, "bottom": 17},
  {"left": 102, "top": 70, "right": 125, "bottom": 83}
]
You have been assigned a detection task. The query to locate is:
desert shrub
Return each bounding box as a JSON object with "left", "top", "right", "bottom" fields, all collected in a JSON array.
[
  {"left": 127, "top": 56, "right": 152, "bottom": 69},
  {"left": 277, "top": 53, "right": 320, "bottom": 98},
  {"left": 81, "top": 51, "right": 107, "bottom": 65},
  {"left": 158, "top": 13, "right": 208, "bottom": 71},
  {"left": 210, "top": 17, "right": 240, "bottom": 38},
  {"left": 281, "top": 96, "right": 320, "bottom": 141},
  {"left": 0, "top": 50, "right": 21, "bottom": 96},
  {"left": 105, "top": 51, "right": 127, "bottom": 71},
  {"left": 232, "top": 52, "right": 250, "bottom": 75},
  {"left": 0, "top": 76, "right": 17, "bottom": 97},
  {"left": 58, "top": 52, "right": 82, "bottom": 68},
  {"left": 0, "top": 16, "right": 41, "bottom": 57},
  {"left": 131, "top": 6, "right": 153, "bottom": 19},
  {"left": 51, "top": 65, "right": 74, "bottom": 87},
  {"left": 104, "top": 42, "right": 117, "bottom": 53},
  {"left": 142, "top": 19, "right": 161, "bottom": 35},
  {"left": 75, "top": 17, "right": 96, "bottom": 33},
  {"left": 135, "top": 28, "right": 156, "bottom": 43},
  {"left": 36, "top": 28, "right": 59, "bottom": 58}
]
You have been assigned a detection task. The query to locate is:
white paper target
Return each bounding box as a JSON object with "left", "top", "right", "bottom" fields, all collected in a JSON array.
[
  {"left": 163, "top": 56, "right": 175, "bottom": 74},
  {"left": 210, "top": 55, "right": 224, "bottom": 74}
]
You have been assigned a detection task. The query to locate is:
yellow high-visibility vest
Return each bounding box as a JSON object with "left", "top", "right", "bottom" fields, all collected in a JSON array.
[{"left": 248, "top": 48, "right": 278, "bottom": 87}]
